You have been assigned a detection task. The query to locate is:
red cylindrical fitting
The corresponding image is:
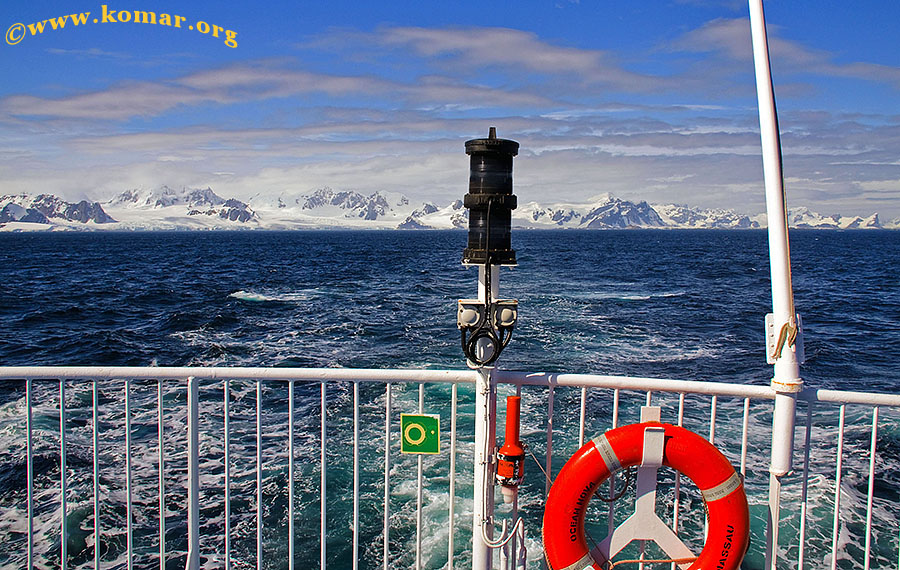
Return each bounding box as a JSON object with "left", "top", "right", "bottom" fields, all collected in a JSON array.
[{"left": 496, "top": 395, "right": 525, "bottom": 488}]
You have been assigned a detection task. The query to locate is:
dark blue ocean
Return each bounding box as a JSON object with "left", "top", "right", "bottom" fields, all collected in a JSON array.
[{"left": 0, "top": 230, "right": 899, "bottom": 569}]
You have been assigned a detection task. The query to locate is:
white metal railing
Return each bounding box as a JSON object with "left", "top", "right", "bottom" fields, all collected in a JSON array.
[{"left": 2, "top": 366, "right": 900, "bottom": 570}]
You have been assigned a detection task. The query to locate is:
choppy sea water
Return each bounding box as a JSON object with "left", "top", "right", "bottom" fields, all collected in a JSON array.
[{"left": 0, "top": 229, "right": 899, "bottom": 569}]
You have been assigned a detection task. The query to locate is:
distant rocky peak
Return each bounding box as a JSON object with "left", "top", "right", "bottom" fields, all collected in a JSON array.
[
  {"left": 0, "top": 193, "right": 115, "bottom": 224},
  {"left": 299, "top": 188, "right": 399, "bottom": 220},
  {"left": 182, "top": 187, "right": 225, "bottom": 208},
  {"left": 108, "top": 185, "right": 226, "bottom": 209}
]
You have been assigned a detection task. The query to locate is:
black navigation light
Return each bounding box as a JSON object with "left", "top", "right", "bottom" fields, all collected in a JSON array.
[
  {"left": 458, "top": 127, "right": 520, "bottom": 367},
  {"left": 462, "top": 127, "right": 518, "bottom": 266}
]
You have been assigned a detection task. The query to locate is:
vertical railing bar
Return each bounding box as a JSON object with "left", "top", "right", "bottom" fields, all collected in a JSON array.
[
  {"left": 740, "top": 398, "right": 750, "bottom": 477},
  {"left": 705, "top": 395, "right": 715, "bottom": 541},
  {"left": 704, "top": 396, "right": 721, "bottom": 544},
  {"left": 27, "top": 378, "right": 34, "bottom": 570},
  {"left": 798, "top": 401, "right": 813, "bottom": 570},
  {"left": 158, "top": 379, "right": 165, "bottom": 570},
  {"left": 545, "top": 385, "right": 555, "bottom": 498},
  {"left": 125, "top": 379, "right": 133, "bottom": 570},
  {"left": 288, "top": 379, "right": 295, "bottom": 570},
  {"left": 186, "top": 377, "right": 200, "bottom": 570},
  {"left": 352, "top": 381, "right": 360, "bottom": 570},
  {"left": 608, "top": 388, "right": 620, "bottom": 535},
  {"left": 95, "top": 378, "right": 102, "bottom": 570},
  {"left": 500, "top": 519, "right": 509, "bottom": 570},
  {"left": 256, "top": 381, "right": 263, "bottom": 570},
  {"left": 641, "top": 389, "right": 652, "bottom": 564},
  {"left": 224, "top": 379, "right": 231, "bottom": 570},
  {"left": 830, "top": 404, "right": 846, "bottom": 570},
  {"left": 383, "top": 383, "right": 392, "bottom": 570},
  {"left": 863, "top": 407, "right": 879, "bottom": 570},
  {"left": 509, "top": 381, "right": 520, "bottom": 568},
  {"left": 320, "top": 381, "right": 327, "bottom": 570},
  {"left": 416, "top": 383, "right": 425, "bottom": 570},
  {"left": 60, "top": 377, "right": 67, "bottom": 570},
  {"left": 578, "top": 386, "right": 587, "bottom": 448},
  {"left": 672, "top": 392, "right": 685, "bottom": 570},
  {"left": 612, "top": 389, "right": 620, "bottom": 429},
  {"left": 448, "top": 382, "right": 458, "bottom": 570}
]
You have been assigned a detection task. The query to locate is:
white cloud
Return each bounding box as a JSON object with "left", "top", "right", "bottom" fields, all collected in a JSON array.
[{"left": 669, "top": 18, "right": 900, "bottom": 89}]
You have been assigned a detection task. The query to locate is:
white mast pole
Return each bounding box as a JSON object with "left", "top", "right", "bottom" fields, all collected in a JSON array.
[
  {"left": 472, "top": 265, "right": 499, "bottom": 570},
  {"left": 748, "top": 1, "right": 803, "bottom": 569}
]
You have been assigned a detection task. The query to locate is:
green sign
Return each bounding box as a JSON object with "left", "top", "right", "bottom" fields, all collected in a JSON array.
[{"left": 400, "top": 414, "right": 440, "bottom": 454}]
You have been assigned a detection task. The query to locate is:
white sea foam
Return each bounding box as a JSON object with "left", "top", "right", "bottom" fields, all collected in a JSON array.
[
  {"left": 570, "top": 290, "right": 687, "bottom": 301},
  {"left": 228, "top": 289, "right": 312, "bottom": 303}
]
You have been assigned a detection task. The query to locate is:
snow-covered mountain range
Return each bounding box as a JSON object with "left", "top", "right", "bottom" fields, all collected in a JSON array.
[
  {"left": 103, "top": 185, "right": 257, "bottom": 227},
  {"left": 1, "top": 186, "right": 897, "bottom": 231},
  {"left": 0, "top": 194, "right": 116, "bottom": 226}
]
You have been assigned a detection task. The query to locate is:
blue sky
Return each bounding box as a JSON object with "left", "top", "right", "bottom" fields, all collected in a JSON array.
[{"left": 2, "top": 0, "right": 899, "bottom": 217}]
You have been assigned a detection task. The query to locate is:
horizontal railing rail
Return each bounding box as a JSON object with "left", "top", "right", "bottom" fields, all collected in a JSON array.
[
  {"left": 1, "top": 366, "right": 898, "bottom": 570},
  {"left": 8, "top": 366, "right": 900, "bottom": 407}
]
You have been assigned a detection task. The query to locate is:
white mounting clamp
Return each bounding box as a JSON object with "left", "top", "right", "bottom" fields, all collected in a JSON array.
[{"left": 592, "top": 406, "right": 696, "bottom": 570}]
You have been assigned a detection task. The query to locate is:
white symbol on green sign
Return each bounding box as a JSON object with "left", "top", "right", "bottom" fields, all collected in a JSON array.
[{"left": 400, "top": 414, "right": 440, "bottom": 454}]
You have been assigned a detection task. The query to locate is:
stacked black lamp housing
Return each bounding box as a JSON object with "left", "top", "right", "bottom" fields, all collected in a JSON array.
[{"left": 458, "top": 127, "right": 519, "bottom": 367}]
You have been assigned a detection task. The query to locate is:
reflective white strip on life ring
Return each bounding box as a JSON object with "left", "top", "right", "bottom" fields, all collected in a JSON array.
[
  {"left": 555, "top": 552, "right": 594, "bottom": 570},
  {"left": 590, "top": 434, "right": 621, "bottom": 473},
  {"left": 701, "top": 471, "right": 742, "bottom": 502}
]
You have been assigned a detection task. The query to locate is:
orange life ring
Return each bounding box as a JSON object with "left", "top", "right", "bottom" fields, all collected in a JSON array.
[{"left": 542, "top": 422, "right": 749, "bottom": 570}]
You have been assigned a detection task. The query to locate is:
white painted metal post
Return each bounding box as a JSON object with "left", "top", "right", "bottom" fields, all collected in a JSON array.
[
  {"left": 748, "top": 2, "right": 803, "bottom": 568},
  {"left": 863, "top": 408, "right": 879, "bottom": 570},
  {"left": 288, "top": 380, "right": 295, "bottom": 570},
  {"left": 448, "top": 383, "right": 457, "bottom": 570},
  {"left": 159, "top": 380, "right": 166, "bottom": 570},
  {"left": 223, "top": 379, "right": 230, "bottom": 570},
  {"left": 477, "top": 265, "right": 499, "bottom": 305},
  {"left": 125, "top": 379, "right": 133, "bottom": 570},
  {"left": 353, "top": 381, "right": 359, "bottom": 570},
  {"left": 472, "top": 366, "right": 497, "bottom": 570},
  {"left": 415, "top": 384, "right": 425, "bottom": 570},
  {"left": 256, "top": 381, "right": 263, "bottom": 570},
  {"left": 27, "top": 378, "right": 34, "bottom": 570},
  {"left": 472, "top": 264, "right": 500, "bottom": 570},
  {"left": 749, "top": 0, "right": 803, "bottom": 470},
  {"left": 320, "top": 382, "right": 327, "bottom": 570},
  {"left": 383, "top": 383, "right": 392, "bottom": 570},
  {"left": 830, "top": 406, "right": 846, "bottom": 570},
  {"left": 60, "top": 379, "right": 67, "bottom": 570},
  {"left": 545, "top": 386, "right": 554, "bottom": 499},
  {"left": 96, "top": 379, "right": 103, "bottom": 570},
  {"left": 186, "top": 376, "right": 200, "bottom": 570}
]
